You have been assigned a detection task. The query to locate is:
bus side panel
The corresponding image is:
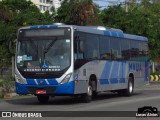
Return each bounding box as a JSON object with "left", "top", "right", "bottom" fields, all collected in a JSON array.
[
  {"left": 74, "top": 60, "right": 149, "bottom": 94},
  {"left": 74, "top": 60, "right": 100, "bottom": 94},
  {"left": 74, "top": 80, "right": 88, "bottom": 94},
  {"left": 128, "top": 61, "right": 149, "bottom": 88},
  {"left": 74, "top": 60, "right": 128, "bottom": 93},
  {"left": 97, "top": 60, "right": 128, "bottom": 91}
]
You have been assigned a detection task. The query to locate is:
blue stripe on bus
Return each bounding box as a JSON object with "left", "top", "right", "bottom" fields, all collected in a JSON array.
[
  {"left": 119, "top": 61, "right": 126, "bottom": 83},
  {"left": 27, "top": 79, "right": 36, "bottom": 85},
  {"left": 103, "top": 30, "right": 124, "bottom": 38},
  {"left": 48, "top": 79, "right": 58, "bottom": 85},
  {"left": 100, "top": 61, "right": 112, "bottom": 84},
  {"left": 26, "top": 79, "right": 58, "bottom": 85},
  {"left": 39, "top": 25, "right": 49, "bottom": 28},
  {"left": 37, "top": 79, "right": 47, "bottom": 85},
  {"left": 117, "top": 32, "right": 124, "bottom": 37},
  {"left": 49, "top": 25, "right": 58, "bottom": 28},
  {"left": 103, "top": 30, "right": 110, "bottom": 36},
  {"left": 110, "top": 31, "right": 118, "bottom": 37},
  {"left": 100, "top": 61, "right": 127, "bottom": 85},
  {"left": 30, "top": 26, "right": 39, "bottom": 29},
  {"left": 30, "top": 25, "right": 58, "bottom": 29},
  {"left": 16, "top": 81, "right": 74, "bottom": 95},
  {"left": 110, "top": 61, "right": 118, "bottom": 84}
]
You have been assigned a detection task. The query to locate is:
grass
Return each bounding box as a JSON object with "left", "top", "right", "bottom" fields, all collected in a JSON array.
[{"left": 150, "top": 71, "right": 160, "bottom": 75}]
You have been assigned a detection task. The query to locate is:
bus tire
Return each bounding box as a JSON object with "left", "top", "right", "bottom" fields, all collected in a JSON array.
[
  {"left": 124, "top": 77, "right": 134, "bottom": 97},
  {"left": 92, "top": 91, "right": 98, "bottom": 98},
  {"left": 37, "top": 96, "right": 49, "bottom": 104},
  {"left": 117, "top": 90, "right": 123, "bottom": 96},
  {"left": 81, "top": 83, "right": 93, "bottom": 103}
]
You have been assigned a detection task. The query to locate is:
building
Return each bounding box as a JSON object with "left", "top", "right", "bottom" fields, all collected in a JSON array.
[{"left": 29, "top": 0, "right": 62, "bottom": 13}]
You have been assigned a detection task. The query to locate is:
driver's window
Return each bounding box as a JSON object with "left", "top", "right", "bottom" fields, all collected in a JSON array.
[{"left": 74, "top": 32, "right": 84, "bottom": 60}]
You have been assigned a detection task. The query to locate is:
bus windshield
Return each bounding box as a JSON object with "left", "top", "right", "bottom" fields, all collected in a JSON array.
[{"left": 16, "top": 28, "right": 71, "bottom": 77}]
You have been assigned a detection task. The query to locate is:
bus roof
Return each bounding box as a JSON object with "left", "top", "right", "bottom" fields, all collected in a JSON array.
[{"left": 20, "top": 24, "right": 148, "bottom": 42}]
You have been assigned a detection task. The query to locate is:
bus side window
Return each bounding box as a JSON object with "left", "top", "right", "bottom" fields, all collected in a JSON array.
[
  {"left": 99, "top": 36, "right": 110, "bottom": 60},
  {"left": 110, "top": 37, "right": 121, "bottom": 60},
  {"left": 79, "top": 40, "right": 84, "bottom": 53},
  {"left": 140, "top": 42, "right": 148, "bottom": 61},
  {"left": 130, "top": 40, "right": 140, "bottom": 61},
  {"left": 74, "top": 35, "right": 84, "bottom": 60},
  {"left": 121, "top": 39, "right": 130, "bottom": 60},
  {"left": 74, "top": 36, "right": 78, "bottom": 60}
]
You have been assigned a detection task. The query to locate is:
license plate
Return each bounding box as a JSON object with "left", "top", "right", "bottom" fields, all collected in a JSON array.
[{"left": 36, "top": 89, "right": 46, "bottom": 94}]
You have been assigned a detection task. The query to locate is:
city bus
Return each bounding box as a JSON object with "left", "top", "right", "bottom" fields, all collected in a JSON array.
[{"left": 15, "top": 23, "right": 149, "bottom": 103}]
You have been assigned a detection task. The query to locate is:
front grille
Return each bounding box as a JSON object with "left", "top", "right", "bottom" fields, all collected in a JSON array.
[{"left": 27, "top": 87, "right": 57, "bottom": 94}]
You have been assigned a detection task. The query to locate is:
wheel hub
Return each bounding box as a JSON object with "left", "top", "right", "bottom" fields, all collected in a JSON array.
[
  {"left": 129, "top": 82, "right": 133, "bottom": 93},
  {"left": 88, "top": 85, "right": 92, "bottom": 96}
]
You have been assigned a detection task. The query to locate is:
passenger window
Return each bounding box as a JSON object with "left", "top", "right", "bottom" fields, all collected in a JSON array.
[
  {"left": 121, "top": 39, "right": 130, "bottom": 60},
  {"left": 110, "top": 37, "right": 122, "bottom": 60},
  {"left": 99, "top": 36, "right": 110, "bottom": 60},
  {"left": 130, "top": 40, "right": 140, "bottom": 61}
]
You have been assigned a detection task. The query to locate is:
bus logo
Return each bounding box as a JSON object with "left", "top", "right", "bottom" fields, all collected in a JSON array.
[
  {"left": 129, "top": 63, "right": 142, "bottom": 72},
  {"left": 42, "top": 62, "right": 49, "bottom": 69}
]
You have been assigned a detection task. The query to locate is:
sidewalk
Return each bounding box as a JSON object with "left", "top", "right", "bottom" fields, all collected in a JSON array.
[{"left": 136, "top": 83, "right": 160, "bottom": 91}]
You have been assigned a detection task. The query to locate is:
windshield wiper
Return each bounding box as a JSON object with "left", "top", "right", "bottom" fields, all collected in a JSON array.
[{"left": 43, "top": 37, "right": 57, "bottom": 58}]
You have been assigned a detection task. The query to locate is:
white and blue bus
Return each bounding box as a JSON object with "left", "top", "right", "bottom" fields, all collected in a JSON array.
[{"left": 15, "top": 24, "right": 149, "bottom": 103}]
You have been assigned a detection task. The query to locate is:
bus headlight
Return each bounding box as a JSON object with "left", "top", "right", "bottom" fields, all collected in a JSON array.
[
  {"left": 15, "top": 74, "right": 21, "bottom": 83},
  {"left": 15, "top": 74, "right": 26, "bottom": 84},
  {"left": 60, "top": 73, "right": 72, "bottom": 84}
]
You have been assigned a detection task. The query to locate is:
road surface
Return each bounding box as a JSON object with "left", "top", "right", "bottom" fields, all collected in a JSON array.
[{"left": 0, "top": 83, "right": 160, "bottom": 120}]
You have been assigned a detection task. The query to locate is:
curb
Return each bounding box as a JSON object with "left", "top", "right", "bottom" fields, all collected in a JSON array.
[
  {"left": 3, "top": 93, "right": 18, "bottom": 99},
  {"left": 136, "top": 83, "right": 160, "bottom": 91}
]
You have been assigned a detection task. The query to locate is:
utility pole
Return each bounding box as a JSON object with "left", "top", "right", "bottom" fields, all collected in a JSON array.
[{"left": 125, "top": 0, "right": 129, "bottom": 13}]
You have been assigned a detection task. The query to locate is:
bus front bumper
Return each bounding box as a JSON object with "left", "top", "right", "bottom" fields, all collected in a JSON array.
[{"left": 15, "top": 81, "right": 75, "bottom": 95}]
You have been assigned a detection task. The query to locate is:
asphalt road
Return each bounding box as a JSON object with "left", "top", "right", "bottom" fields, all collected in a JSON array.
[{"left": 0, "top": 83, "right": 160, "bottom": 120}]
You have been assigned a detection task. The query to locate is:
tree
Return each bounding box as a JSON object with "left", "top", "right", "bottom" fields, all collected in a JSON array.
[
  {"left": 55, "top": 0, "right": 102, "bottom": 26},
  {"left": 100, "top": 5, "right": 126, "bottom": 30},
  {"left": 0, "top": 0, "right": 55, "bottom": 68},
  {"left": 100, "top": 0, "right": 160, "bottom": 61}
]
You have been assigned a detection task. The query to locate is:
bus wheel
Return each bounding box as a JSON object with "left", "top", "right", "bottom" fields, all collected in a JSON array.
[
  {"left": 92, "top": 91, "right": 98, "bottom": 98},
  {"left": 81, "top": 83, "right": 93, "bottom": 103},
  {"left": 37, "top": 96, "right": 49, "bottom": 104},
  {"left": 124, "top": 77, "right": 134, "bottom": 97}
]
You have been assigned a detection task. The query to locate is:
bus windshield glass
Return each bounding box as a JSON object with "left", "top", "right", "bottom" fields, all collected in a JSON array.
[{"left": 17, "top": 28, "right": 71, "bottom": 75}]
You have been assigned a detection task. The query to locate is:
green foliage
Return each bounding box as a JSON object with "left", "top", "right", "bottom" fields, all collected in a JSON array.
[
  {"left": 0, "top": 0, "right": 56, "bottom": 68},
  {"left": 100, "top": 1, "right": 160, "bottom": 61},
  {"left": 150, "top": 71, "right": 160, "bottom": 75},
  {"left": 0, "top": 74, "right": 15, "bottom": 93},
  {"left": 55, "top": 0, "right": 102, "bottom": 26},
  {"left": 0, "top": 94, "right": 3, "bottom": 99},
  {"left": 0, "top": 0, "right": 160, "bottom": 66}
]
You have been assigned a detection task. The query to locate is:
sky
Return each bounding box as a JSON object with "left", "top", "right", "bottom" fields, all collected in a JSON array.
[{"left": 93, "top": 0, "right": 125, "bottom": 10}]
